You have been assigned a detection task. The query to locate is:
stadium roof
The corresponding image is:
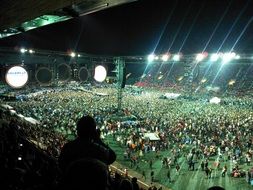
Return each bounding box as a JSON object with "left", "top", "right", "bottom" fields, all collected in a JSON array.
[{"left": 0, "top": 0, "right": 136, "bottom": 38}]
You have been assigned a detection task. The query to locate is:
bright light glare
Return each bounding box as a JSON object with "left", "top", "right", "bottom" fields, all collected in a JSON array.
[
  {"left": 5, "top": 66, "right": 28, "bottom": 88},
  {"left": 20, "top": 48, "right": 26, "bottom": 53},
  {"left": 70, "top": 52, "right": 76, "bottom": 57},
  {"left": 94, "top": 65, "right": 107, "bottom": 82},
  {"left": 147, "top": 54, "right": 155, "bottom": 62},
  {"left": 210, "top": 53, "right": 219, "bottom": 62},
  {"left": 162, "top": 54, "right": 169, "bottom": 61},
  {"left": 173, "top": 54, "right": 180, "bottom": 61},
  {"left": 196, "top": 53, "right": 205, "bottom": 62},
  {"left": 222, "top": 52, "right": 236, "bottom": 64},
  {"left": 235, "top": 55, "right": 240, "bottom": 59},
  {"left": 29, "top": 49, "right": 34, "bottom": 53}
]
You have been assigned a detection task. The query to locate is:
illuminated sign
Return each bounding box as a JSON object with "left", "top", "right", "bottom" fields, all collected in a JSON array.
[{"left": 5, "top": 66, "right": 28, "bottom": 88}]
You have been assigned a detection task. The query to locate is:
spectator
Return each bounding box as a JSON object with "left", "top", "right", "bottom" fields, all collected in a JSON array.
[
  {"left": 207, "top": 186, "right": 225, "bottom": 190},
  {"left": 59, "top": 158, "right": 111, "bottom": 190},
  {"left": 221, "top": 165, "right": 227, "bottom": 177},
  {"left": 58, "top": 115, "right": 116, "bottom": 173},
  {"left": 119, "top": 178, "right": 133, "bottom": 190},
  {"left": 131, "top": 177, "right": 140, "bottom": 190}
]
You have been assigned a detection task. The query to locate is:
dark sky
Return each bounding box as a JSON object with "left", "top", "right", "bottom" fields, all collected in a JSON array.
[{"left": 0, "top": 0, "right": 253, "bottom": 56}]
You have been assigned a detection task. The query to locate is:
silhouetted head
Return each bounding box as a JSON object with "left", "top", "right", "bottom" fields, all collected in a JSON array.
[
  {"left": 119, "top": 179, "right": 133, "bottom": 190},
  {"left": 207, "top": 186, "right": 225, "bottom": 190},
  {"left": 132, "top": 177, "right": 137, "bottom": 183},
  {"left": 76, "top": 115, "right": 97, "bottom": 138}
]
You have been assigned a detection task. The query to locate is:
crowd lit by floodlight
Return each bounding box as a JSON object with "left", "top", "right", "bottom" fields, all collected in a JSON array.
[
  {"left": 196, "top": 53, "right": 205, "bottom": 62},
  {"left": 161, "top": 54, "right": 169, "bottom": 61},
  {"left": 210, "top": 53, "right": 219, "bottom": 62},
  {"left": 147, "top": 54, "right": 155, "bottom": 62},
  {"left": 173, "top": 54, "right": 180, "bottom": 61},
  {"left": 70, "top": 52, "right": 76, "bottom": 57},
  {"left": 20, "top": 48, "right": 27, "bottom": 53}
]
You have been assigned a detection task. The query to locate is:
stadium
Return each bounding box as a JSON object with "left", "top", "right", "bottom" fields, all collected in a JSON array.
[{"left": 0, "top": 0, "right": 253, "bottom": 190}]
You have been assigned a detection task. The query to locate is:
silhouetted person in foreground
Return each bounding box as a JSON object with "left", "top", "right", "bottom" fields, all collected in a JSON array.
[
  {"left": 58, "top": 115, "right": 116, "bottom": 189},
  {"left": 58, "top": 115, "right": 116, "bottom": 173},
  {"left": 207, "top": 186, "right": 225, "bottom": 190},
  {"left": 61, "top": 158, "right": 111, "bottom": 190}
]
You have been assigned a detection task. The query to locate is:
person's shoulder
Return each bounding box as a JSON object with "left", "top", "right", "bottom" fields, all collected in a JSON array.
[{"left": 62, "top": 139, "right": 80, "bottom": 149}]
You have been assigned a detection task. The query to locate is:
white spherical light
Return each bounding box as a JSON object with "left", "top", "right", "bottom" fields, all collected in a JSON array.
[
  {"left": 5, "top": 66, "right": 28, "bottom": 88},
  {"left": 94, "top": 65, "right": 107, "bottom": 82}
]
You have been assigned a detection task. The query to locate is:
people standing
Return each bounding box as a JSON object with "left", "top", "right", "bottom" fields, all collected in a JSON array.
[
  {"left": 59, "top": 115, "right": 116, "bottom": 172},
  {"left": 201, "top": 160, "right": 205, "bottom": 171},
  {"left": 167, "top": 168, "right": 172, "bottom": 183},
  {"left": 151, "top": 170, "right": 154, "bottom": 182},
  {"left": 176, "top": 164, "right": 180, "bottom": 175},
  {"left": 142, "top": 170, "right": 146, "bottom": 180},
  {"left": 221, "top": 165, "right": 227, "bottom": 177}
]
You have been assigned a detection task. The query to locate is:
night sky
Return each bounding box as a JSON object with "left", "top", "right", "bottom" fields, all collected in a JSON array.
[{"left": 0, "top": 0, "right": 253, "bottom": 56}]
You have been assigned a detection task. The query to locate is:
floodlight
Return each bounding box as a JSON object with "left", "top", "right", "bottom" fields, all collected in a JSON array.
[
  {"left": 173, "top": 54, "right": 180, "bottom": 61},
  {"left": 147, "top": 54, "right": 155, "bottom": 62},
  {"left": 222, "top": 52, "right": 236, "bottom": 63},
  {"left": 29, "top": 49, "right": 35, "bottom": 53},
  {"left": 70, "top": 52, "right": 76, "bottom": 57},
  {"left": 20, "top": 48, "right": 26, "bottom": 53},
  {"left": 162, "top": 54, "right": 169, "bottom": 61},
  {"left": 210, "top": 53, "right": 219, "bottom": 62},
  {"left": 196, "top": 53, "right": 205, "bottom": 62}
]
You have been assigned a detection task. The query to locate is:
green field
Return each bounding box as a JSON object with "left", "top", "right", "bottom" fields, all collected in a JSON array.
[{"left": 106, "top": 135, "right": 253, "bottom": 190}]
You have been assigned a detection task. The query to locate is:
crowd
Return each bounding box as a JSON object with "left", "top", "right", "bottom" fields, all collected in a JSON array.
[{"left": 1, "top": 83, "right": 253, "bottom": 189}]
